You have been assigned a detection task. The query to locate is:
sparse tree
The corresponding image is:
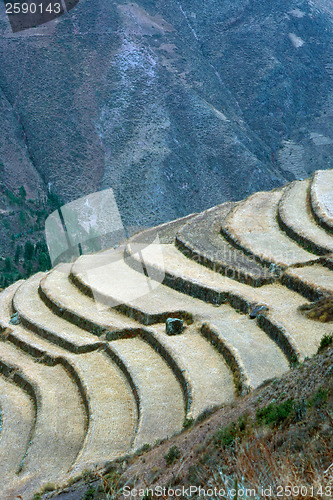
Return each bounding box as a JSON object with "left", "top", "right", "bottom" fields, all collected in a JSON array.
[
  {"left": 24, "top": 241, "right": 34, "bottom": 261},
  {"left": 19, "top": 185, "right": 26, "bottom": 199},
  {"left": 14, "top": 245, "right": 21, "bottom": 263}
]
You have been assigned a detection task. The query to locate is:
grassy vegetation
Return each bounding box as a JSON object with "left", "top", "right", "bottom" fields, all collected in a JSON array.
[
  {"left": 214, "top": 422, "right": 238, "bottom": 448},
  {"left": 164, "top": 445, "right": 181, "bottom": 465},
  {"left": 135, "top": 443, "right": 151, "bottom": 455},
  {"left": 198, "top": 384, "right": 332, "bottom": 498},
  {"left": 183, "top": 417, "right": 194, "bottom": 429},
  {"left": 41, "top": 483, "right": 55, "bottom": 493},
  {"left": 318, "top": 333, "right": 333, "bottom": 353},
  {"left": 214, "top": 414, "right": 252, "bottom": 448},
  {"left": 84, "top": 486, "right": 95, "bottom": 499},
  {"left": 0, "top": 238, "right": 51, "bottom": 288},
  {"left": 256, "top": 398, "right": 295, "bottom": 427},
  {"left": 300, "top": 297, "right": 333, "bottom": 323},
  {"left": 213, "top": 387, "right": 329, "bottom": 453},
  {"left": 307, "top": 387, "right": 329, "bottom": 408}
]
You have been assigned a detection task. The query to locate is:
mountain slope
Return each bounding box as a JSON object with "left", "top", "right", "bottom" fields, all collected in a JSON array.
[{"left": 0, "top": 0, "right": 333, "bottom": 252}]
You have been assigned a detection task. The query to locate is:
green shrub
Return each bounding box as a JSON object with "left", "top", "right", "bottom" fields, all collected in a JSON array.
[
  {"left": 164, "top": 445, "right": 181, "bottom": 465},
  {"left": 41, "top": 482, "right": 55, "bottom": 493},
  {"left": 84, "top": 486, "right": 95, "bottom": 499},
  {"left": 135, "top": 443, "right": 151, "bottom": 455},
  {"left": 237, "top": 414, "right": 250, "bottom": 434},
  {"left": 196, "top": 406, "right": 218, "bottom": 423},
  {"left": 256, "top": 399, "right": 295, "bottom": 427},
  {"left": 317, "top": 334, "right": 333, "bottom": 353},
  {"left": 14, "top": 245, "right": 21, "bottom": 263},
  {"left": 38, "top": 252, "right": 50, "bottom": 271},
  {"left": 183, "top": 417, "right": 194, "bottom": 429},
  {"left": 19, "top": 210, "right": 26, "bottom": 223},
  {"left": 82, "top": 469, "right": 95, "bottom": 480},
  {"left": 214, "top": 414, "right": 251, "bottom": 449},
  {"left": 214, "top": 422, "right": 238, "bottom": 448},
  {"left": 19, "top": 186, "right": 26, "bottom": 199},
  {"left": 5, "top": 189, "right": 19, "bottom": 205}
]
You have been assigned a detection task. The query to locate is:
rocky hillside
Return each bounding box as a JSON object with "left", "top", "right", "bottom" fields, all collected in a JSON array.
[
  {"left": 48, "top": 344, "right": 333, "bottom": 500},
  {"left": 0, "top": 169, "right": 332, "bottom": 499},
  {"left": 1, "top": 0, "right": 333, "bottom": 262}
]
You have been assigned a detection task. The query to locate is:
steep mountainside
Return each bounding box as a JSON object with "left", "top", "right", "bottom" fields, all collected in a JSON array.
[
  {"left": 0, "top": 169, "right": 332, "bottom": 498},
  {"left": 1, "top": 0, "right": 333, "bottom": 259}
]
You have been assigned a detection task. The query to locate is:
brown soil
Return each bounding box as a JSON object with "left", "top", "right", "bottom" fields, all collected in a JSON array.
[{"left": 299, "top": 296, "right": 333, "bottom": 322}]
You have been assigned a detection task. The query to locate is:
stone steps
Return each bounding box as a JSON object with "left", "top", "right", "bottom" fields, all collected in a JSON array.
[
  {"left": 257, "top": 283, "right": 331, "bottom": 357},
  {"left": 0, "top": 169, "right": 331, "bottom": 497},
  {"left": 174, "top": 203, "right": 274, "bottom": 286},
  {"left": 1, "top": 275, "right": 189, "bottom": 469},
  {"left": 74, "top": 250, "right": 290, "bottom": 389},
  {"left": 0, "top": 280, "right": 24, "bottom": 323},
  {"left": 41, "top": 258, "right": 239, "bottom": 421},
  {"left": 109, "top": 337, "right": 185, "bottom": 450},
  {"left": 0, "top": 283, "right": 138, "bottom": 480},
  {"left": 39, "top": 264, "right": 192, "bottom": 415},
  {"left": 40, "top": 264, "right": 235, "bottom": 422},
  {"left": 126, "top": 240, "right": 260, "bottom": 308},
  {"left": 278, "top": 179, "right": 333, "bottom": 255},
  {"left": 5, "top": 269, "right": 221, "bottom": 446},
  {"left": 0, "top": 375, "right": 35, "bottom": 496},
  {"left": 221, "top": 189, "right": 320, "bottom": 268},
  {"left": 0, "top": 281, "right": 69, "bottom": 360},
  {"left": 71, "top": 247, "right": 246, "bottom": 321},
  {"left": 125, "top": 241, "right": 331, "bottom": 360},
  {"left": 147, "top": 323, "right": 235, "bottom": 419},
  {"left": 310, "top": 169, "right": 333, "bottom": 232},
  {"left": 72, "top": 248, "right": 291, "bottom": 391},
  {"left": 125, "top": 243, "right": 298, "bottom": 357},
  {"left": 203, "top": 308, "right": 290, "bottom": 390},
  {"left": 68, "top": 349, "right": 137, "bottom": 470},
  {"left": 71, "top": 248, "right": 205, "bottom": 325},
  {"left": 0, "top": 325, "right": 139, "bottom": 473},
  {"left": 40, "top": 263, "right": 140, "bottom": 335},
  {"left": 13, "top": 273, "right": 104, "bottom": 352},
  {"left": 0, "top": 341, "right": 86, "bottom": 499}
]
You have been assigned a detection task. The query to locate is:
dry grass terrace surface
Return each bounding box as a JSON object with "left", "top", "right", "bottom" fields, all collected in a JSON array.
[{"left": 0, "top": 170, "right": 332, "bottom": 498}]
